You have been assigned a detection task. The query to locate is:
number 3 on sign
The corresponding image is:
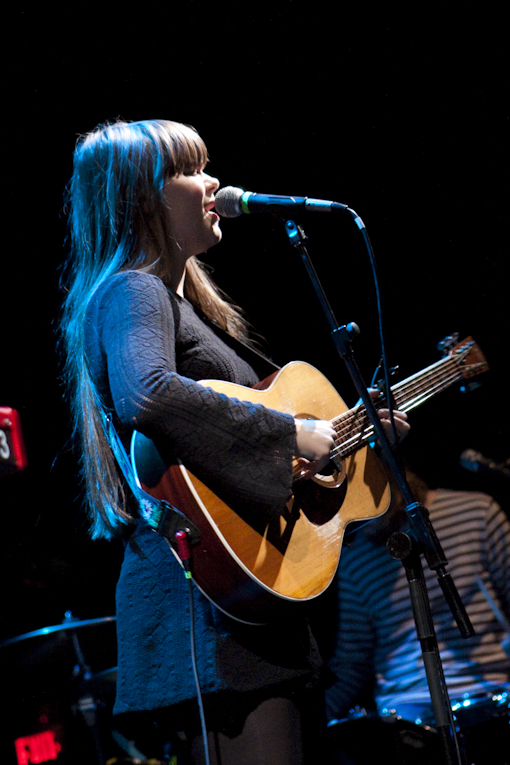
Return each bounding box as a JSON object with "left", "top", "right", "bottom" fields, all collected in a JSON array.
[{"left": 0, "top": 430, "right": 10, "bottom": 460}]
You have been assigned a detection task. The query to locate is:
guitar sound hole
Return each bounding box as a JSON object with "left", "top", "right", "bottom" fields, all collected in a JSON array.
[{"left": 293, "top": 474, "right": 348, "bottom": 525}]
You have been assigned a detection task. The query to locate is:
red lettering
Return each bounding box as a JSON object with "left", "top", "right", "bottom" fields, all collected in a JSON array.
[{"left": 14, "top": 732, "right": 61, "bottom": 764}]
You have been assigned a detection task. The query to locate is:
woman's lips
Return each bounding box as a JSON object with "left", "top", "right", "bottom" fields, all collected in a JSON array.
[{"left": 205, "top": 200, "right": 219, "bottom": 221}]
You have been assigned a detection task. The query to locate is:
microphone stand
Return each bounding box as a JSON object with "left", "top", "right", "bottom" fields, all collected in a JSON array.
[{"left": 284, "top": 218, "right": 474, "bottom": 765}]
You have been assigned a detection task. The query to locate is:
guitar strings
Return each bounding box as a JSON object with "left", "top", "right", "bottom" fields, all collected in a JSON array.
[
  {"left": 333, "top": 367, "right": 462, "bottom": 451},
  {"left": 329, "top": 353, "right": 467, "bottom": 460},
  {"left": 292, "top": 343, "right": 485, "bottom": 478}
]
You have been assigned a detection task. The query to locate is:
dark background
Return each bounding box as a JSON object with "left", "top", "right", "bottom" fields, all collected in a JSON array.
[{"left": 1, "top": 5, "right": 508, "bottom": 762}]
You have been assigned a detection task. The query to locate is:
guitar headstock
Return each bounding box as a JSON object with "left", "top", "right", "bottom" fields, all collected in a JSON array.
[{"left": 449, "top": 336, "right": 489, "bottom": 379}]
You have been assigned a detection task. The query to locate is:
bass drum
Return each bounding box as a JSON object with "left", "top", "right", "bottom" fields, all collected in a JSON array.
[
  {"left": 389, "top": 689, "right": 509, "bottom": 765},
  {"left": 326, "top": 713, "right": 440, "bottom": 765}
]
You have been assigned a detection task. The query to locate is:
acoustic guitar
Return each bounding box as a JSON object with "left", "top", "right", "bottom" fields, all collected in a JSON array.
[{"left": 131, "top": 337, "right": 488, "bottom": 623}]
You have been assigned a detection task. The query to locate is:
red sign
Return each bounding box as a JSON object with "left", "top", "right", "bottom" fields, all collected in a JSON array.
[{"left": 14, "top": 732, "right": 61, "bottom": 765}]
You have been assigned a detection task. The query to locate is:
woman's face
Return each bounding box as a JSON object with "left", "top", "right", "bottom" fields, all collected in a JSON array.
[{"left": 163, "top": 168, "right": 222, "bottom": 261}]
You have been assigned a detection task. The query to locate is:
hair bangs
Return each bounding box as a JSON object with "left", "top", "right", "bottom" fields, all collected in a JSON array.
[{"left": 160, "top": 121, "right": 209, "bottom": 176}]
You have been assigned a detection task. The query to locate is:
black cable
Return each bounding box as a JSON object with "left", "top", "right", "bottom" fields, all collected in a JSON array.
[
  {"left": 186, "top": 577, "right": 211, "bottom": 765},
  {"left": 176, "top": 530, "right": 211, "bottom": 765},
  {"left": 348, "top": 209, "right": 399, "bottom": 447}
]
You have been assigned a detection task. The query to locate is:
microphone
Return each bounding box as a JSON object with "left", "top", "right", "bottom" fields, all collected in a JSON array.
[
  {"left": 459, "top": 449, "right": 510, "bottom": 481},
  {"left": 215, "top": 186, "right": 349, "bottom": 218}
]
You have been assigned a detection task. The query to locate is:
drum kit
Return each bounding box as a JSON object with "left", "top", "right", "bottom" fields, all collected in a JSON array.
[
  {"left": 0, "top": 612, "right": 168, "bottom": 765},
  {"left": 0, "top": 411, "right": 172, "bottom": 763},
  {"left": 3, "top": 605, "right": 507, "bottom": 765},
  {"left": 327, "top": 692, "right": 509, "bottom": 765}
]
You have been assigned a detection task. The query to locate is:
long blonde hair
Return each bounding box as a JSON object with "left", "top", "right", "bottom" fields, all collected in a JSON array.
[{"left": 60, "top": 119, "right": 250, "bottom": 539}]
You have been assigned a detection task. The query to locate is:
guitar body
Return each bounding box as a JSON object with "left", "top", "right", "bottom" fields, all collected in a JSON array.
[{"left": 132, "top": 361, "right": 390, "bottom": 623}]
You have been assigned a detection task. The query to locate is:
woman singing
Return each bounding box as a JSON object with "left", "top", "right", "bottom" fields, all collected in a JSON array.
[{"left": 59, "top": 118, "right": 408, "bottom": 764}]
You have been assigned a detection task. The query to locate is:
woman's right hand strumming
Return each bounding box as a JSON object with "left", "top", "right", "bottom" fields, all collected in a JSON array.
[{"left": 295, "top": 418, "right": 337, "bottom": 480}]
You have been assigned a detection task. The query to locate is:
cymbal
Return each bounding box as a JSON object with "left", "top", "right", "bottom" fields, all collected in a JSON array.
[{"left": 0, "top": 615, "right": 116, "bottom": 647}]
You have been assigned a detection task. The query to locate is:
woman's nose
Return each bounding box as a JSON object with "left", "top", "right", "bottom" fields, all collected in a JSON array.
[{"left": 205, "top": 173, "right": 220, "bottom": 193}]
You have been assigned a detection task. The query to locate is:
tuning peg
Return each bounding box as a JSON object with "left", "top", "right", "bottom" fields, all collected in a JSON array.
[{"left": 437, "top": 333, "right": 459, "bottom": 354}]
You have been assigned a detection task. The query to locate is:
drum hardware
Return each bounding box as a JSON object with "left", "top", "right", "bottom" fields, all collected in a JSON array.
[
  {"left": 105, "top": 760, "right": 169, "bottom": 765},
  {"left": 60, "top": 612, "right": 109, "bottom": 765},
  {"left": 0, "top": 613, "right": 117, "bottom": 648},
  {"left": 109, "top": 729, "right": 169, "bottom": 765},
  {"left": 1, "top": 611, "right": 174, "bottom": 763},
  {"left": 379, "top": 690, "right": 510, "bottom": 765},
  {"left": 450, "top": 689, "right": 509, "bottom": 729},
  {"left": 385, "top": 689, "right": 509, "bottom": 729},
  {"left": 328, "top": 691, "right": 509, "bottom": 765},
  {"left": 327, "top": 709, "right": 440, "bottom": 764},
  {"left": 1, "top": 611, "right": 117, "bottom": 764}
]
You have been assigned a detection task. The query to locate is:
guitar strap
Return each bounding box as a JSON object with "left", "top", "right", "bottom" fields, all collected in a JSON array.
[{"left": 101, "top": 409, "right": 201, "bottom": 546}]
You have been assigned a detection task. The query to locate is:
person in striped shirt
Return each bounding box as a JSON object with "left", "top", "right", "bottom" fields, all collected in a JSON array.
[{"left": 324, "top": 467, "right": 510, "bottom": 764}]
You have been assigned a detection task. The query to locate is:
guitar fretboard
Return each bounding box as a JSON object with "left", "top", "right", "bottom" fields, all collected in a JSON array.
[{"left": 331, "top": 343, "right": 486, "bottom": 459}]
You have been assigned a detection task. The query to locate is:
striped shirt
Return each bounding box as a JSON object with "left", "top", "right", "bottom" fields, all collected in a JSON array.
[{"left": 325, "top": 489, "right": 510, "bottom": 720}]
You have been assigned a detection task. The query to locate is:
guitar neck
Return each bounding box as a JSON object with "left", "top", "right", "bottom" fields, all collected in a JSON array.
[
  {"left": 332, "top": 341, "right": 487, "bottom": 459},
  {"left": 392, "top": 355, "right": 467, "bottom": 413}
]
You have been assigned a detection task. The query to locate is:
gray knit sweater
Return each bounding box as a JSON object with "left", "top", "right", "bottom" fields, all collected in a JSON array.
[{"left": 84, "top": 271, "right": 322, "bottom": 715}]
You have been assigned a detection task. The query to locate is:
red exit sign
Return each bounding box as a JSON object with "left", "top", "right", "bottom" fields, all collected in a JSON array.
[{"left": 14, "top": 731, "right": 61, "bottom": 765}]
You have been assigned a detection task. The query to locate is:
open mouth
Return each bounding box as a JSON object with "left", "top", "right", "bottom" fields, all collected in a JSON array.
[{"left": 205, "top": 200, "right": 219, "bottom": 222}]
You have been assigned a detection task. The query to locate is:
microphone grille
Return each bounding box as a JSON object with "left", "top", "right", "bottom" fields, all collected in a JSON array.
[{"left": 215, "top": 186, "right": 244, "bottom": 218}]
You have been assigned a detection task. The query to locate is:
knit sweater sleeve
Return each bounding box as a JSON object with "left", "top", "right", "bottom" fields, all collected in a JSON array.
[{"left": 85, "top": 271, "right": 297, "bottom": 516}]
